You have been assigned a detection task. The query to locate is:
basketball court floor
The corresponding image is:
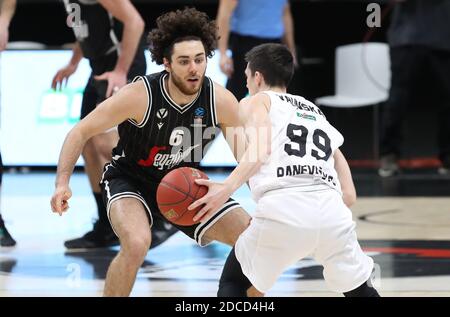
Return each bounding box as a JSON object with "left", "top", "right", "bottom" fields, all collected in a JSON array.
[{"left": 1, "top": 169, "right": 450, "bottom": 297}]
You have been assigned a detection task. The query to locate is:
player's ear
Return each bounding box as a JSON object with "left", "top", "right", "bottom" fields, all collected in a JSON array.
[
  {"left": 163, "top": 57, "right": 171, "bottom": 72},
  {"left": 255, "top": 71, "right": 263, "bottom": 87}
]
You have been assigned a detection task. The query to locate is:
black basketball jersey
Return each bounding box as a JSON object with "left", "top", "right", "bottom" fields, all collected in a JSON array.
[
  {"left": 111, "top": 71, "right": 220, "bottom": 186},
  {"left": 63, "top": 0, "right": 123, "bottom": 61}
]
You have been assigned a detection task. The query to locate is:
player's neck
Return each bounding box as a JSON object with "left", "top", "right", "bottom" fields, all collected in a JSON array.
[
  {"left": 165, "top": 76, "right": 198, "bottom": 107},
  {"left": 259, "top": 85, "right": 286, "bottom": 94}
]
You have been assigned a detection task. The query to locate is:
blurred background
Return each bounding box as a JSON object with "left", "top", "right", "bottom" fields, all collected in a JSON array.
[
  {"left": 2, "top": 0, "right": 405, "bottom": 169},
  {"left": 1, "top": 0, "right": 450, "bottom": 297}
]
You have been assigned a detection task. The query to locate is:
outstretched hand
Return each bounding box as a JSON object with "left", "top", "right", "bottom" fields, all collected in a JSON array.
[
  {"left": 188, "top": 179, "right": 233, "bottom": 222},
  {"left": 50, "top": 185, "right": 72, "bottom": 216}
]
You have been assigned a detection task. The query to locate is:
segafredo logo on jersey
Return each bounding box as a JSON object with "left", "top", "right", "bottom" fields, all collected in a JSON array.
[
  {"left": 154, "top": 144, "right": 202, "bottom": 170},
  {"left": 137, "top": 125, "right": 273, "bottom": 169},
  {"left": 138, "top": 143, "right": 202, "bottom": 170},
  {"left": 138, "top": 126, "right": 218, "bottom": 170}
]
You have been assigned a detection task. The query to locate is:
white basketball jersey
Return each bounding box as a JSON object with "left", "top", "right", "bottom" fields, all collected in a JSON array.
[{"left": 249, "top": 91, "right": 344, "bottom": 201}]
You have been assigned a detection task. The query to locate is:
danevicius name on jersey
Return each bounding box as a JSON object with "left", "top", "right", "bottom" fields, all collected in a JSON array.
[{"left": 277, "top": 164, "right": 337, "bottom": 187}]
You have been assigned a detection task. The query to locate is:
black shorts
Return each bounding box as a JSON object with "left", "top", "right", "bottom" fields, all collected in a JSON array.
[
  {"left": 100, "top": 163, "right": 242, "bottom": 246},
  {"left": 81, "top": 49, "right": 147, "bottom": 119}
]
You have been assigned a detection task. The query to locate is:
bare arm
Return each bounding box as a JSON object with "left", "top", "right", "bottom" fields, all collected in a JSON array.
[
  {"left": 334, "top": 148, "right": 357, "bottom": 207},
  {"left": 282, "top": 2, "right": 298, "bottom": 67},
  {"left": 215, "top": 84, "right": 247, "bottom": 163},
  {"left": 68, "top": 42, "right": 83, "bottom": 66},
  {"left": 52, "top": 42, "right": 83, "bottom": 90},
  {"left": 51, "top": 81, "right": 148, "bottom": 214},
  {"left": 223, "top": 93, "right": 272, "bottom": 192},
  {"left": 95, "top": 0, "right": 145, "bottom": 97},
  {"left": 98, "top": 0, "right": 144, "bottom": 75},
  {"left": 216, "top": 0, "right": 238, "bottom": 77},
  {"left": 190, "top": 92, "right": 271, "bottom": 221},
  {"left": 0, "top": 0, "right": 16, "bottom": 51}
]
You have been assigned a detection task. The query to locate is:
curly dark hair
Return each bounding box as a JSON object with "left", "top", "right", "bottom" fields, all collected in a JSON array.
[{"left": 147, "top": 7, "right": 218, "bottom": 65}]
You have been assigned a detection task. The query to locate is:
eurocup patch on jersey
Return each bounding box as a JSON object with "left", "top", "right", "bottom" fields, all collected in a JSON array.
[
  {"left": 193, "top": 106, "right": 206, "bottom": 127},
  {"left": 194, "top": 107, "right": 206, "bottom": 118}
]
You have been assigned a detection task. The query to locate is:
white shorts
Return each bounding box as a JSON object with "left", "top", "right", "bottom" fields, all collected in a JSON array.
[{"left": 235, "top": 188, "right": 373, "bottom": 293}]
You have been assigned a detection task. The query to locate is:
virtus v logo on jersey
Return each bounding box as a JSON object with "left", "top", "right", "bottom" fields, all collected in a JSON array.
[{"left": 156, "top": 108, "right": 168, "bottom": 130}]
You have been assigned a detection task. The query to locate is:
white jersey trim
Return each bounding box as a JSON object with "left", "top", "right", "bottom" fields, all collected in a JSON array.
[
  {"left": 127, "top": 76, "right": 152, "bottom": 128},
  {"left": 209, "top": 78, "right": 218, "bottom": 127},
  {"left": 160, "top": 73, "right": 202, "bottom": 114}
]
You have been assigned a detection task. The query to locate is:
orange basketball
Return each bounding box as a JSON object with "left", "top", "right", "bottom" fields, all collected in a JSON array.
[{"left": 156, "top": 167, "right": 209, "bottom": 226}]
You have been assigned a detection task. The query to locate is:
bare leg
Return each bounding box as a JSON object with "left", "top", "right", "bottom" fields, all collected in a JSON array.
[
  {"left": 82, "top": 131, "right": 118, "bottom": 192},
  {"left": 205, "top": 208, "right": 266, "bottom": 297},
  {"left": 103, "top": 198, "right": 151, "bottom": 296},
  {"left": 247, "top": 286, "right": 264, "bottom": 297},
  {"left": 204, "top": 208, "right": 261, "bottom": 296},
  {"left": 82, "top": 139, "right": 103, "bottom": 192},
  {"left": 202, "top": 207, "right": 251, "bottom": 246},
  {"left": 94, "top": 129, "right": 118, "bottom": 162}
]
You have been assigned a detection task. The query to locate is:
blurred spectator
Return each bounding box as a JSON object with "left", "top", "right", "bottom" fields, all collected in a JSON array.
[
  {"left": 379, "top": 0, "right": 450, "bottom": 177},
  {"left": 0, "top": 0, "right": 17, "bottom": 247},
  {"left": 54, "top": 0, "right": 176, "bottom": 249},
  {"left": 216, "top": 0, "right": 297, "bottom": 100}
]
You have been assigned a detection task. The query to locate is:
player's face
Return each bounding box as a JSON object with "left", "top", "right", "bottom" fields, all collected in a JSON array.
[
  {"left": 245, "top": 64, "right": 258, "bottom": 96},
  {"left": 165, "top": 40, "right": 207, "bottom": 96}
]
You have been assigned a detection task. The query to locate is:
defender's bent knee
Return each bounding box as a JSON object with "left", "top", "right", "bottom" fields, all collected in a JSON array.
[
  {"left": 205, "top": 208, "right": 251, "bottom": 246},
  {"left": 120, "top": 236, "right": 151, "bottom": 266}
]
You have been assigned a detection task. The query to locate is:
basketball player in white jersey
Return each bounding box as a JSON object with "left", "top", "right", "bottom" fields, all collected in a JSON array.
[{"left": 189, "top": 43, "right": 379, "bottom": 297}]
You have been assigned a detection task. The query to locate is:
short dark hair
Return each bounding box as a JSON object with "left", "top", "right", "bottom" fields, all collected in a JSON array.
[
  {"left": 147, "top": 7, "right": 218, "bottom": 65},
  {"left": 245, "top": 43, "right": 294, "bottom": 87}
]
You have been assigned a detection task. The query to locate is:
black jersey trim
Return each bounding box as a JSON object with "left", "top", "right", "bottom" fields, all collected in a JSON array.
[
  {"left": 106, "top": 192, "right": 154, "bottom": 236},
  {"left": 208, "top": 77, "right": 218, "bottom": 127},
  {"left": 193, "top": 199, "right": 240, "bottom": 246},
  {"left": 127, "top": 76, "right": 152, "bottom": 128},
  {"left": 159, "top": 73, "right": 202, "bottom": 114}
]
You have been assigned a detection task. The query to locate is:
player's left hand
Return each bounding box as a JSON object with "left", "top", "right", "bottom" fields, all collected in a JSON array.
[
  {"left": 188, "top": 179, "right": 233, "bottom": 222},
  {"left": 94, "top": 69, "right": 127, "bottom": 98}
]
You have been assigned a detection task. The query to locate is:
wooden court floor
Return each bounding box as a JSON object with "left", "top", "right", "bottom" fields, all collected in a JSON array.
[{"left": 1, "top": 171, "right": 450, "bottom": 297}]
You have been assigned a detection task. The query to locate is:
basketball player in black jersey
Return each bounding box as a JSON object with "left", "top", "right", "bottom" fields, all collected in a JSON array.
[
  {"left": 0, "top": 0, "right": 16, "bottom": 247},
  {"left": 52, "top": 0, "right": 176, "bottom": 250},
  {"left": 51, "top": 7, "right": 251, "bottom": 296}
]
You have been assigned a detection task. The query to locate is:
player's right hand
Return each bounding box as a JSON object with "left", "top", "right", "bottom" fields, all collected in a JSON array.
[
  {"left": 51, "top": 186, "right": 72, "bottom": 216},
  {"left": 51, "top": 63, "right": 78, "bottom": 91}
]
